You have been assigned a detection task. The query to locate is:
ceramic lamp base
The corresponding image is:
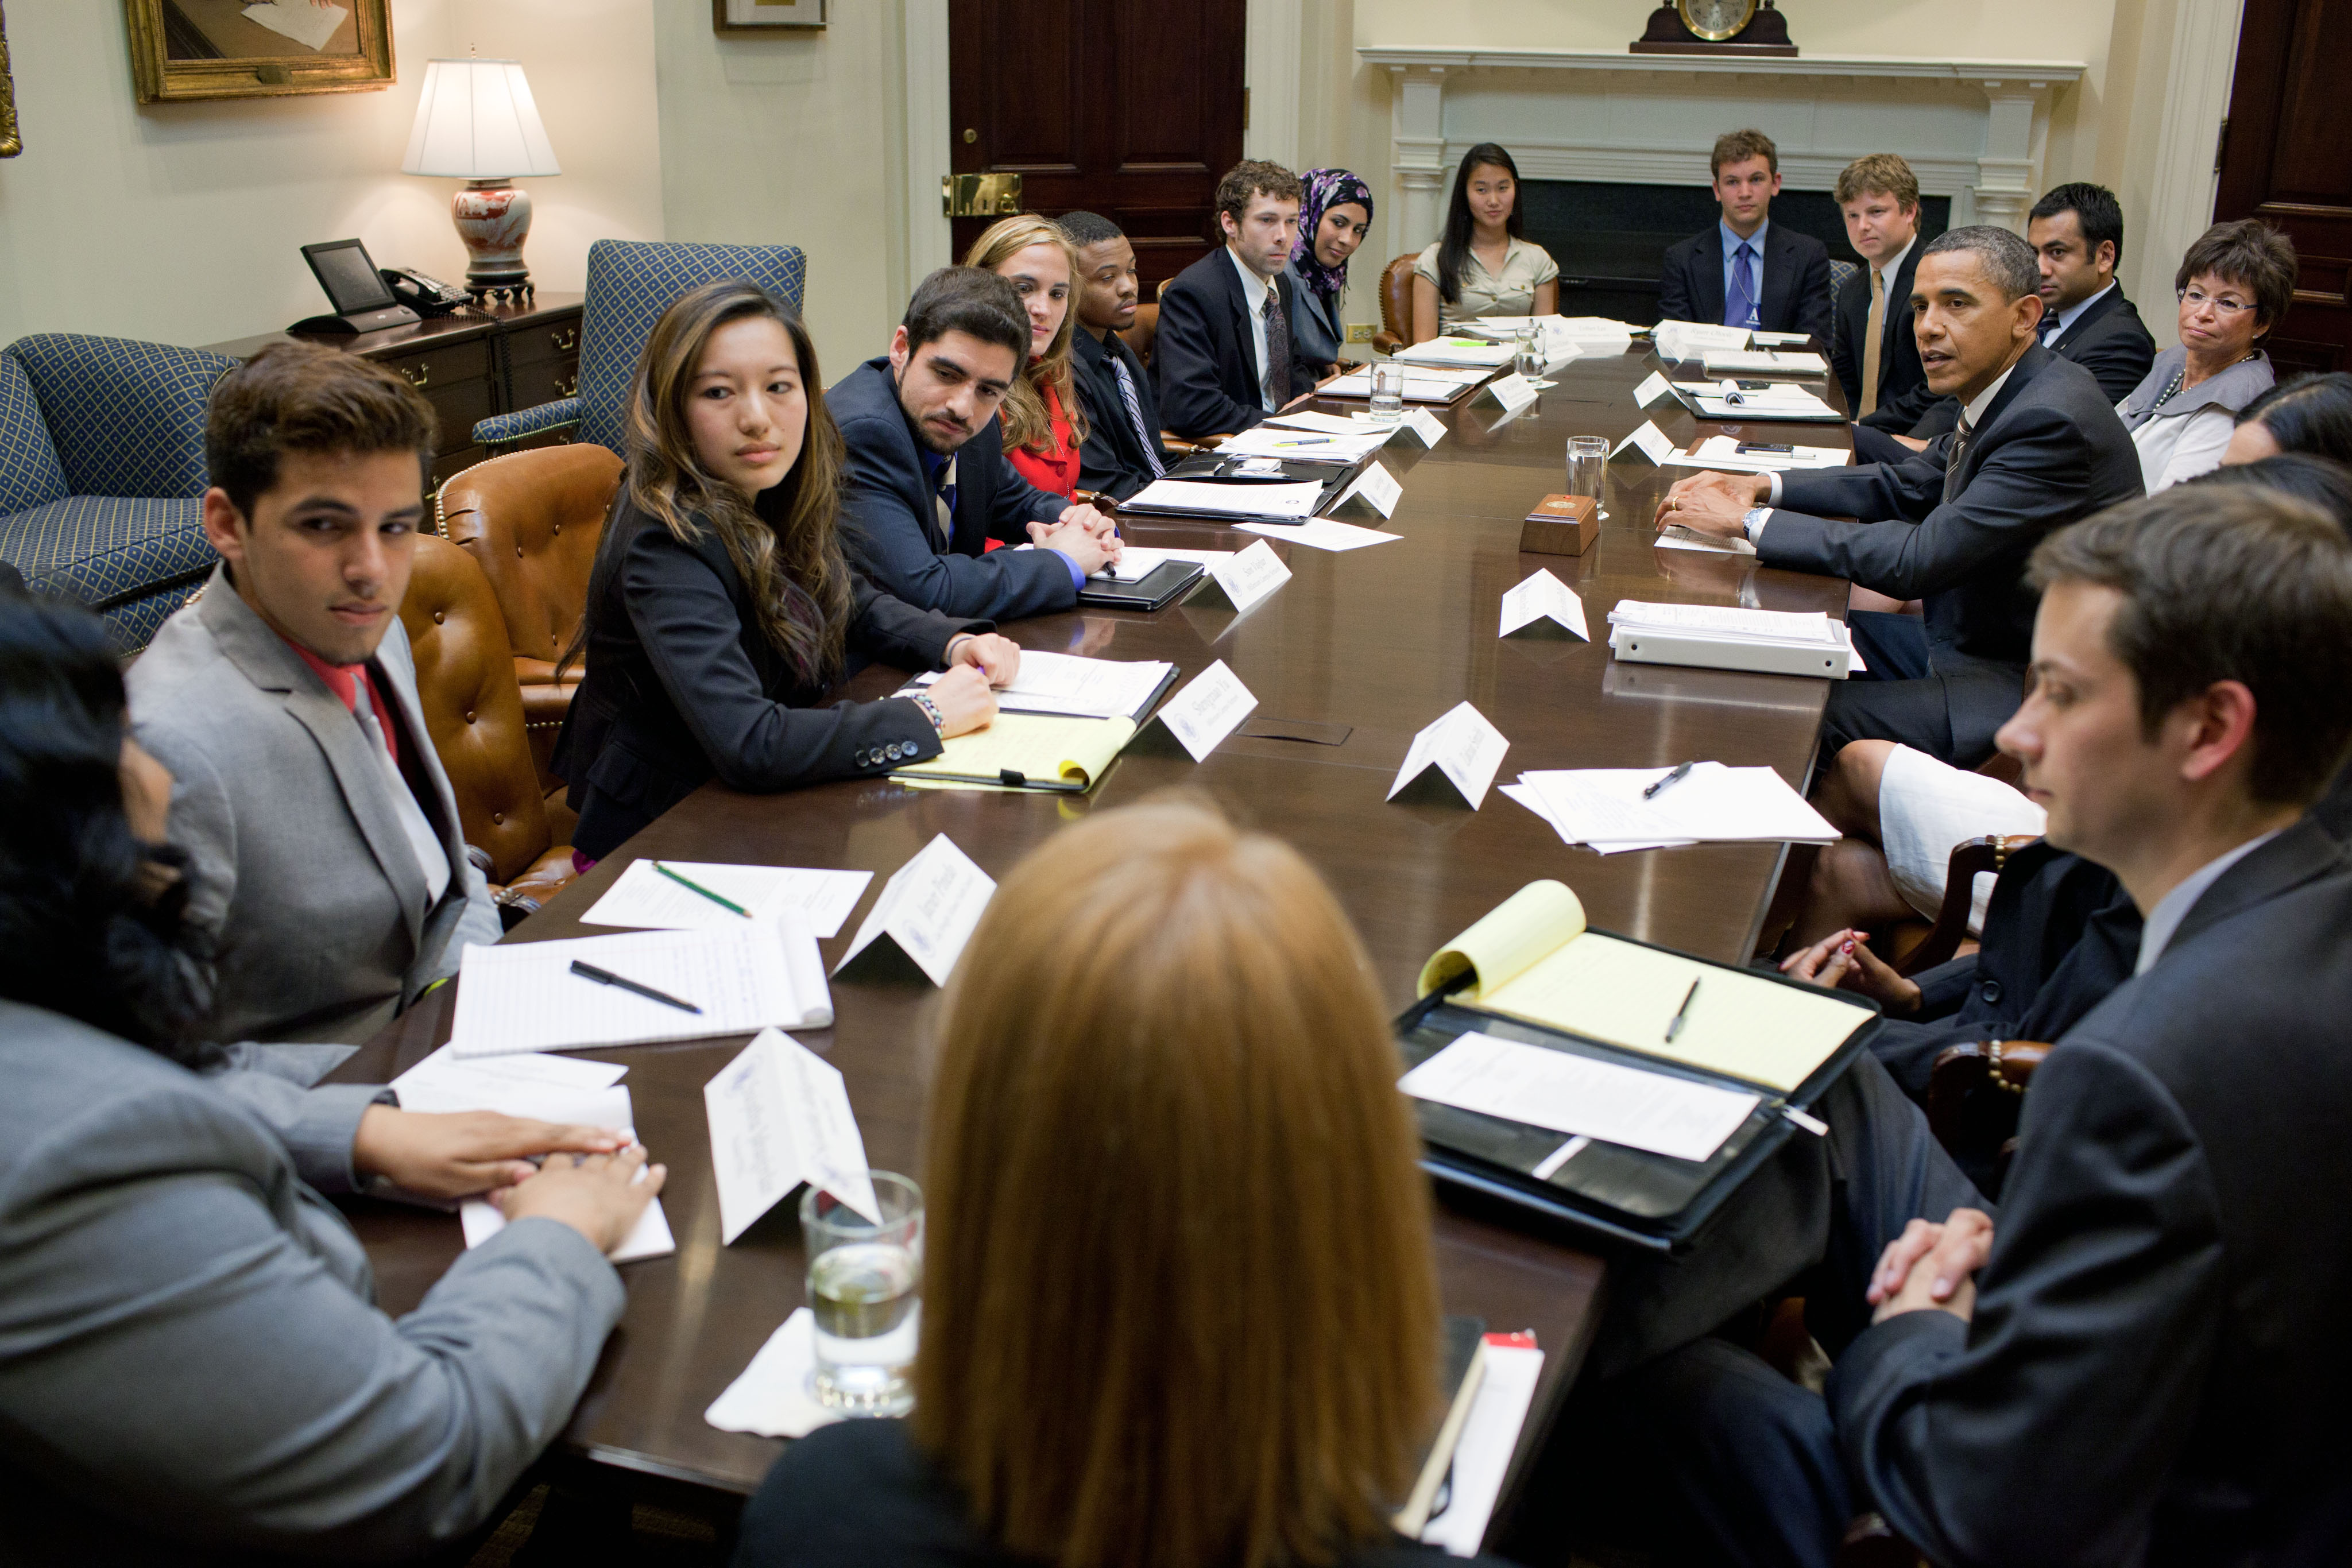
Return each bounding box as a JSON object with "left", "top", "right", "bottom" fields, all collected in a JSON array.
[{"left": 451, "top": 179, "right": 536, "bottom": 302}]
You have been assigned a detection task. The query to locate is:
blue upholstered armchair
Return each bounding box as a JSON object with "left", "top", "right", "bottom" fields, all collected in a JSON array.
[
  {"left": 473, "top": 239, "right": 807, "bottom": 457},
  {"left": 0, "top": 335, "right": 235, "bottom": 652}
]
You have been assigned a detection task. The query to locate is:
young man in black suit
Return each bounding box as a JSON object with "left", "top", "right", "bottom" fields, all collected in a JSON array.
[
  {"left": 1154, "top": 161, "right": 1317, "bottom": 440},
  {"left": 1660, "top": 226, "right": 2144, "bottom": 768},
  {"left": 1573, "top": 485, "right": 2352, "bottom": 1567},
  {"left": 1830, "top": 154, "right": 1936, "bottom": 436},
  {"left": 1655, "top": 129, "right": 1834, "bottom": 343},
  {"left": 1054, "top": 211, "right": 1171, "bottom": 502},
  {"left": 831, "top": 268, "right": 1120, "bottom": 621}
]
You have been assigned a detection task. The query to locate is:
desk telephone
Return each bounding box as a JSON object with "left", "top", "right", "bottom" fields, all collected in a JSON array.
[
  {"left": 291, "top": 238, "right": 472, "bottom": 335},
  {"left": 382, "top": 267, "right": 470, "bottom": 315}
]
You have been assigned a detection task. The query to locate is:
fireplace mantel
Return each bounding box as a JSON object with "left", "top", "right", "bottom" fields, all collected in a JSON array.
[{"left": 1358, "top": 45, "right": 2088, "bottom": 262}]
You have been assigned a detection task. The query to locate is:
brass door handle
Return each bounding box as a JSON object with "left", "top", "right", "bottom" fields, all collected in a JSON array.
[{"left": 942, "top": 172, "right": 1023, "bottom": 217}]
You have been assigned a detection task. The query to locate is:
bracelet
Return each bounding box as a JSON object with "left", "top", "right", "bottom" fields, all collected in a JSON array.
[{"left": 910, "top": 691, "right": 947, "bottom": 733}]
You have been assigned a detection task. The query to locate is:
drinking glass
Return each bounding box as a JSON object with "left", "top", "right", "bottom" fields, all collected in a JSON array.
[
  {"left": 1370, "top": 361, "right": 1405, "bottom": 416},
  {"left": 802, "top": 1171, "right": 923, "bottom": 1416},
  {"left": 1516, "top": 326, "right": 1545, "bottom": 378},
  {"left": 1565, "top": 436, "right": 1608, "bottom": 502}
]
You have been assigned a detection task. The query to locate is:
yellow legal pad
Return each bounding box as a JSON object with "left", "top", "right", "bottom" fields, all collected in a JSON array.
[
  {"left": 1417, "top": 880, "right": 1864, "bottom": 1093},
  {"left": 889, "top": 714, "right": 1135, "bottom": 793}
]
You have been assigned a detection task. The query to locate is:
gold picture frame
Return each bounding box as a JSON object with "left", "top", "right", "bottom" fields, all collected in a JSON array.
[
  {"left": 125, "top": 0, "right": 394, "bottom": 103},
  {"left": 1, "top": 3, "right": 21, "bottom": 158},
  {"left": 713, "top": 0, "right": 827, "bottom": 33}
]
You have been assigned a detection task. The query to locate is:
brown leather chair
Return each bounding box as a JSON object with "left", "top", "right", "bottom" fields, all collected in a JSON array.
[
  {"left": 1890, "top": 833, "right": 2041, "bottom": 978},
  {"left": 435, "top": 443, "right": 621, "bottom": 807},
  {"left": 398, "top": 533, "right": 576, "bottom": 920},
  {"left": 1111, "top": 300, "right": 1214, "bottom": 455},
  {"left": 1375, "top": 253, "right": 1416, "bottom": 355}
]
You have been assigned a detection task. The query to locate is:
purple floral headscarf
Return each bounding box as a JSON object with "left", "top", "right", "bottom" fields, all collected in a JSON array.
[{"left": 1290, "top": 168, "right": 1376, "bottom": 303}]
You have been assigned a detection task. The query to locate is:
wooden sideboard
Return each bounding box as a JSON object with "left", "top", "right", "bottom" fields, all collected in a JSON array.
[{"left": 204, "top": 293, "right": 586, "bottom": 493}]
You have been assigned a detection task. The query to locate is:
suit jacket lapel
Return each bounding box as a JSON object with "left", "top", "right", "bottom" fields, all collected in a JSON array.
[
  {"left": 1759, "top": 227, "right": 1789, "bottom": 333},
  {"left": 369, "top": 621, "right": 470, "bottom": 909},
  {"left": 1883, "top": 248, "right": 1920, "bottom": 360},
  {"left": 199, "top": 574, "right": 432, "bottom": 948},
  {"left": 2169, "top": 818, "right": 2351, "bottom": 955},
  {"left": 1696, "top": 229, "right": 1726, "bottom": 323}
]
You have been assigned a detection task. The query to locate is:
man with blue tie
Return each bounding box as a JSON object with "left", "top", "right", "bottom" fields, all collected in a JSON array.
[{"left": 1658, "top": 129, "right": 1835, "bottom": 344}]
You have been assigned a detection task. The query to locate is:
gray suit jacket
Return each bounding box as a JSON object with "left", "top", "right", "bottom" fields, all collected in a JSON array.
[
  {"left": 0, "top": 1000, "right": 624, "bottom": 1563},
  {"left": 127, "top": 566, "right": 502, "bottom": 1044}
]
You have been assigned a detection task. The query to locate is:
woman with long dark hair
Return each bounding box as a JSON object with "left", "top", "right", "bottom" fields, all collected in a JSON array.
[
  {"left": 552, "top": 280, "right": 1024, "bottom": 862},
  {"left": 1284, "top": 168, "right": 1375, "bottom": 375},
  {"left": 0, "top": 590, "right": 661, "bottom": 1562},
  {"left": 1409, "top": 143, "right": 1557, "bottom": 343}
]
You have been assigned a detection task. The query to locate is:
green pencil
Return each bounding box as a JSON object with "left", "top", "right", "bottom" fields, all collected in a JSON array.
[{"left": 653, "top": 861, "right": 752, "bottom": 917}]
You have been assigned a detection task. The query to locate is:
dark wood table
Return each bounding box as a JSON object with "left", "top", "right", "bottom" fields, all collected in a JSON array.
[{"left": 336, "top": 344, "right": 1854, "bottom": 1547}]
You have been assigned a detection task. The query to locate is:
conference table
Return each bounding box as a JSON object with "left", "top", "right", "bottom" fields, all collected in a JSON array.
[{"left": 337, "top": 341, "right": 1855, "bottom": 1551}]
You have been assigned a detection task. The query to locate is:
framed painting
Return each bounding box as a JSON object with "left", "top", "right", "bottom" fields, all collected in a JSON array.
[
  {"left": 1, "top": 3, "right": 19, "bottom": 158},
  {"left": 713, "top": 0, "right": 827, "bottom": 32},
  {"left": 125, "top": 0, "right": 394, "bottom": 103}
]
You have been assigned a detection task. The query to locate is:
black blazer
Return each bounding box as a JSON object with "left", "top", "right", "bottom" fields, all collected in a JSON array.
[
  {"left": 551, "top": 491, "right": 987, "bottom": 861},
  {"left": 1770, "top": 344, "right": 2144, "bottom": 680},
  {"left": 1152, "top": 247, "right": 1316, "bottom": 439},
  {"left": 1070, "top": 323, "right": 1170, "bottom": 502},
  {"left": 830, "top": 357, "right": 1080, "bottom": 622},
  {"left": 1830, "top": 819, "right": 2352, "bottom": 1563},
  {"left": 1909, "top": 287, "right": 2157, "bottom": 439},
  {"left": 1832, "top": 242, "right": 1936, "bottom": 434},
  {"left": 1655, "top": 221, "right": 1835, "bottom": 343}
]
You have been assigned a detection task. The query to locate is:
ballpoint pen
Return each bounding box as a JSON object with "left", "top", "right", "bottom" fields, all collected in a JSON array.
[
  {"left": 1664, "top": 978, "right": 1701, "bottom": 1043},
  {"left": 653, "top": 861, "right": 752, "bottom": 917},
  {"left": 1272, "top": 438, "right": 1331, "bottom": 447},
  {"left": 1644, "top": 761, "right": 1696, "bottom": 799},
  {"left": 569, "top": 959, "right": 703, "bottom": 1015}
]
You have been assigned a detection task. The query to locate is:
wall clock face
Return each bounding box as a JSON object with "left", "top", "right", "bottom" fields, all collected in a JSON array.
[{"left": 1677, "top": 0, "right": 1758, "bottom": 41}]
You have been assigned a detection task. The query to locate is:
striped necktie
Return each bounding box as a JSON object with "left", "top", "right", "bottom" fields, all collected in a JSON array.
[
  {"left": 930, "top": 454, "right": 957, "bottom": 549},
  {"left": 1944, "top": 414, "right": 1974, "bottom": 503},
  {"left": 1111, "top": 353, "right": 1166, "bottom": 478},
  {"left": 1263, "top": 286, "right": 1292, "bottom": 409}
]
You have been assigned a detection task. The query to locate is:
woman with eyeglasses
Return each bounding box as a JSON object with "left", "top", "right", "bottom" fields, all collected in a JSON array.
[{"left": 2114, "top": 219, "right": 2296, "bottom": 491}]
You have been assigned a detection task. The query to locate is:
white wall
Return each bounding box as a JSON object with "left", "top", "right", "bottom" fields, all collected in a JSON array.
[{"left": 0, "top": 0, "right": 663, "bottom": 351}]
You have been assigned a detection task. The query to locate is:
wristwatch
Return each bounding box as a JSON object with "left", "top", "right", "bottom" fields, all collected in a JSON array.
[
  {"left": 1742, "top": 506, "right": 1772, "bottom": 543},
  {"left": 910, "top": 691, "right": 947, "bottom": 733}
]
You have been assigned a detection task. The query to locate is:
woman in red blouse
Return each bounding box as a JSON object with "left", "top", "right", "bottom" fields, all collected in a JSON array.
[{"left": 963, "top": 215, "right": 1089, "bottom": 500}]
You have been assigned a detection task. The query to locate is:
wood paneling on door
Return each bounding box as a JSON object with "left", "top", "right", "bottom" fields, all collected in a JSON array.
[
  {"left": 2216, "top": 0, "right": 2352, "bottom": 373},
  {"left": 948, "top": 0, "right": 1245, "bottom": 291}
]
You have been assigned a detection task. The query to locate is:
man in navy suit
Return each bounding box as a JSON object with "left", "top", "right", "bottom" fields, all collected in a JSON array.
[
  {"left": 1154, "top": 160, "right": 1318, "bottom": 440},
  {"left": 1657, "top": 129, "right": 1835, "bottom": 343},
  {"left": 831, "top": 268, "right": 1119, "bottom": 622}
]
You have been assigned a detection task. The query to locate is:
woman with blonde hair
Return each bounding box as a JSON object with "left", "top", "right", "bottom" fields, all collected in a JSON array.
[
  {"left": 964, "top": 214, "right": 1091, "bottom": 498},
  {"left": 733, "top": 799, "right": 1510, "bottom": 1568}
]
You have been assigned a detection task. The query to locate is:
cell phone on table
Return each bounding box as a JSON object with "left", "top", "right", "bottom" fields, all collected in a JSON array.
[{"left": 1736, "top": 442, "right": 1794, "bottom": 455}]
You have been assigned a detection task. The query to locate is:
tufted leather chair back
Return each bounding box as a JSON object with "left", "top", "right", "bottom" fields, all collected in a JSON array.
[
  {"left": 437, "top": 444, "right": 620, "bottom": 686},
  {"left": 397, "top": 533, "right": 554, "bottom": 885},
  {"left": 1116, "top": 301, "right": 1159, "bottom": 368}
]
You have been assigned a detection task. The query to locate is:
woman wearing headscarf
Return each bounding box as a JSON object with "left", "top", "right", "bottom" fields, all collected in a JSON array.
[{"left": 1282, "top": 168, "right": 1375, "bottom": 377}]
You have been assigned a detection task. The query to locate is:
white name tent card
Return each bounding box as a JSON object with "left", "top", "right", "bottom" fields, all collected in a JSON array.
[
  {"left": 1388, "top": 700, "right": 1510, "bottom": 810},
  {"left": 1331, "top": 460, "right": 1403, "bottom": 519},
  {"left": 1610, "top": 420, "right": 1679, "bottom": 465},
  {"left": 1651, "top": 319, "right": 1751, "bottom": 361},
  {"left": 1148, "top": 659, "right": 1259, "bottom": 761},
  {"left": 1478, "top": 371, "right": 1540, "bottom": 415},
  {"left": 705, "top": 1028, "right": 879, "bottom": 1244},
  {"left": 1398, "top": 407, "right": 1449, "bottom": 446},
  {"left": 1633, "top": 370, "right": 1674, "bottom": 408},
  {"left": 1498, "top": 569, "right": 1590, "bottom": 641},
  {"left": 581, "top": 861, "right": 874, "bottom": 939},
  {"left": 448, "top": 916, "right": 833, "bottom": 1059},
  {"left": 1185, "top": 537, "right": 1291, "bottom": 614},
  {"left": 1399, "top": 1029, "right": 1760, "bottom": 1165},
  {"left": 833, "top": 833, "right": 996, "bottom": 986}
]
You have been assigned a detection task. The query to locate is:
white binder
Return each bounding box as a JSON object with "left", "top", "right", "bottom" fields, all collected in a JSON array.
[{"left": 1608, "top": 622, "right": 1855, "bottom": 679}]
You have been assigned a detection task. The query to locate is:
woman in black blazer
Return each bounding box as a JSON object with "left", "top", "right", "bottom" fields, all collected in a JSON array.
[{"left": 554, "top": 281, "right": 1023, "bottom": 862}]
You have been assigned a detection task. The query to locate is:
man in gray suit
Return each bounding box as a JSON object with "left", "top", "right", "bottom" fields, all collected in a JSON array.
[
  {"left": 1660, "top": 226, "right": 2144, "bottom": 767},
  {"left": 129, "top": 345, "right": 502, "bottom": 1044}
]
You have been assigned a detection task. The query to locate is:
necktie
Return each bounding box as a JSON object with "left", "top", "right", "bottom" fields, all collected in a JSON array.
[
  {"left": 349, "top": 675, "right": 453, "bottom": 908},
  {"left": 1860, "top": 268, "right": 1886, "bottom": 417},
  {"left": 1262, "top": 286, "right": 1292, "bottom": 410},
  {"left": 1726, "top": 241, "right": 1759, "bottom": 330},
  {"left": 1111, "top": 353, "right": 1166, "bottom": 478},
  {"left": 1944, "top": 413, "right": 1973, "bottom": 504},
  {"left": 931, "top": 454, "right": 958, "bottom": 549},
  {"left": 2038, "top": 309, "right": 2061, "bottom": 343}
]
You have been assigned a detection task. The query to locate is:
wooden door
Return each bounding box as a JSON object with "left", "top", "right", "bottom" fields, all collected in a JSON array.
[
  {"left": 947, "top": 0, "right": 1245, "bottom": 293},
  {"left": 2216, "top": 0, "right": 2352, "bottom": 373}
]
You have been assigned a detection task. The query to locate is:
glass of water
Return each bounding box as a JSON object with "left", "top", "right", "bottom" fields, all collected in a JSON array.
[
  {"left": 1370, "top": 361, "right": 1405, "bottom": 416},
  {"left": 1516, "top": 326, "right": 1545, "bottom": 379},
  {"left": 802, "top": 1171, "right": 923, "bottom": 1416},
  {"left": 1565, "top": 436, "right": 1608, "bottom": 502}
]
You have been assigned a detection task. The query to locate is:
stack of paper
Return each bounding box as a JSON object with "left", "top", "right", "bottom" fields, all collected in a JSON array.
[
  {"left": 1685, "top": 383, "right": 1842, "bottom": 421},
  {"left": 1263, "top": 409, "right": 1378, "bottom": 435},
  {"left": 580, "top": 861, "right": 872, "bottom": 938},
  {"left": 1702, "top": 349, "right": 1829, "bottom": 377},
  {"left": 892, "top": 713, "right": 1136, "bottom": 792},
  {"left": 1394, "top": 336, "right": 1518, "bottom": 369},
  {"left": 1610, "top": 601, "right": 1848, "bottom": 649},
  {"left": 1213, "top": 425, "right": 1396, "bottom": 463},
  {"left": 1663, "top": 435, "right": 1848, "bottom": 474},
  {"left": 1119, "top": 478, "right": 1325, "bottom": 520},
  {"left": 1325, "top": 363, "right": 1492, "bottom": 402},
  {"left": 1507, "top": 761, "right": 1838, "bottom": 851},
  {"left": 1652, "top": 319, "right": 1751, "bottom": 361},
  {"left": 911, "top": 650, "right": 1172, "bottom": 720},
  {"left": 1455, "top": 315, "right": 1635, "bottom": 355}
]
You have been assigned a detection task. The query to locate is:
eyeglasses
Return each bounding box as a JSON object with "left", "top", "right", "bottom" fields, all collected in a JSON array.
[{"left": 2177, "top": 286, "right": 2256, "bottom": 316}]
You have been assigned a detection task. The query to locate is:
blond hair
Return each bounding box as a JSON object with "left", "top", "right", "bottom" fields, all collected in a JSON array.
[
  {"left": 912, "top": 797, "right": 1442, "bottom": 1568},
  {"left": 1835, "top": 153, "right": 1920, "bottom": 211},
  {"left": 961, "top": 214, "right": 1089, "bottom": 456}
]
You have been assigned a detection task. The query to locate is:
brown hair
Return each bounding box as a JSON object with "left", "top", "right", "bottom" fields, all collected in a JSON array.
[
  {"left": 204, "top": 342, "right": 436, "bottom": 520},
  {"left": 562, "top": 280, "right": 850, "bottom": 686},
  {"left": 962, "top": 215, "right": 1090, "bottom": 456},
  {"left": 912, "top": 798, "right": 1442, "bottom": 1568},
  {"left": 1215, "top": 158, "right": 1305, "bottom": 233},
  {"left": 1834, "top": 153, "right": 1918, "bottom": 211},
  {"left": 2175, "top": 219, "right": 2299, "bottom": 336},
  {"left": 1711, "top": 128, "right": 1778, "bottom": 177},
  {"left": 2029, "top": 486, "right": 2352, "bottom": 804}
]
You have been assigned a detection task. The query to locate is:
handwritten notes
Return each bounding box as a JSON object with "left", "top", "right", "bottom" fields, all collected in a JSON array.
[
  {"left": 1389, "top": 701, "right": 1510, "bottom": 810},
  {"left": 1151, "top": 659, "right": 1258, "bottom": 761},
  {"left": 705, "top": 1028, "right": 877, "bottom": 1242},
  {"left": 1498, "top": 568, "right": 1590, "bottom": 641},
  {"left": 834, "top": 834, "right": 996, "bottom": 986},
  {"left": 1186, "top": 538, "right": 1292, "bottom": 614}
]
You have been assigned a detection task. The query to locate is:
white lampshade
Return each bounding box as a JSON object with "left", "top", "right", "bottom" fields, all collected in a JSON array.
[{"left": 401, "top": 58, "right": 562, "bottom": 180}]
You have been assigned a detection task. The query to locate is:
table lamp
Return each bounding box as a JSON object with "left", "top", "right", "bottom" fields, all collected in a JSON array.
[{"left": 401, "top": 56, "right": 562, "bottom": 302}]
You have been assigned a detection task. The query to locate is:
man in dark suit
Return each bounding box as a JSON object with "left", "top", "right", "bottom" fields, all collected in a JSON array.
[
  {"left": 1898, "top": 183, "right": 2157, "bottom": 447},
  {"left": 1656, "top": 129, "right": 1835, "bottom": 343},
  {"left": 833, "top": 267, "right": 1120, "bottom": 621},
  {"left": 1569, "top": 486, "right": 2352, "bottom": 1566},
  {"left": 1660, "top": 226, "right": 2143, "bottom": 768},
  {"left": 1055, "top": 211, "right": 1171, "bottom": 502},
  {"left": 1154, "top": 160, "right": 1317, "bottom": 439},
  {"left": 1829, "top": 154, "right": 1936, "bottom": 435}
]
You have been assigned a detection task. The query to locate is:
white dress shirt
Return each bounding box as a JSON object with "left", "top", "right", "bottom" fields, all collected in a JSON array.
[
  {"left": 1227, "top": 245, "right": 1278, "bottom": 412},
  {"left": 2135, "top": 830, "right": 2282, "bottom": 975}
]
